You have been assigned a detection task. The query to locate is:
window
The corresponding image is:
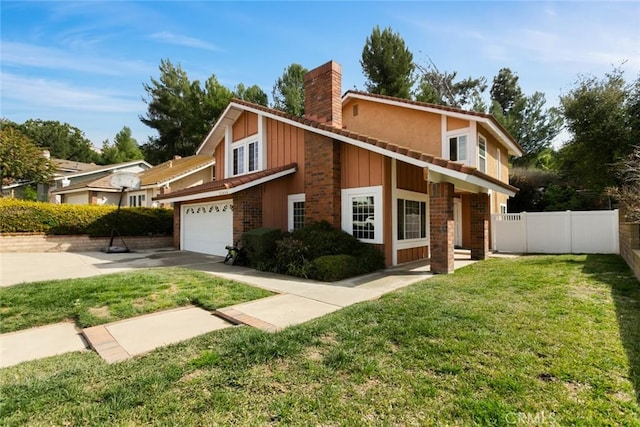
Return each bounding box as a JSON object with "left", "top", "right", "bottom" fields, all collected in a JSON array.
[
  {"left": 341, "top": 186, "right": 383, "bottom": 244},
  {"left": 497, "top": 148, "right": 502, "bottom": 180},
  {"left": 288, "top": 194, "right": 305, "bottom": 231},
  {"left": 128, "top": 193, "right": 145, "bottom": 207},
  {"left": 449, "top": 135, "right": 468, "bottom": 161},
  {"left": 397, "top": 199, "right": 427, "bottom": 240},
  {"left": 232, "top": 139, "right": 259, "bottom": 176},
  {"left": 500, "top": 203, "right": 507, "bottom": 214},
  {"left": 478, "top": 135, "right": 487, "bottom": 173}
]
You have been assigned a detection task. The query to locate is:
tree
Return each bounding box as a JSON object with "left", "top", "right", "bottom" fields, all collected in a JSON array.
[
  {"left": 361, "top": 26, "right": 414, "bottom": 99},
  {"left": 101, "top": 126, "right": 144, "bottom": 164},
  {"left": 558, "top": 69, "right": 634, "bottom": 197},
  {"left": 19, "top": 119, "right": 99, "bottom": 163},
  {"left": 271, "top": 64, "right": 308, "bottom": 116},
  {"left": 414, "top": 58, "right": 486, "bottom": 110},
  {"left": 140, "top": 59, "right": 233, "bottom": 164},
  {"left": 0, "top": 127, "right": 53, "bottom": 195},
  {"left": 609, "top": 145, "right": 640, "bottom": 221},
  {"left": 489, "top": 68, "right": 562, "bottom": 166},
  {"left": 234, "top": 83, "right": 268, "bottom": 106}
]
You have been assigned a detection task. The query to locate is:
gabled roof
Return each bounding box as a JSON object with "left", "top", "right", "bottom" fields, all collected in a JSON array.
[
  {"left": 51, "top": 175, "right": 120, "bottom": 194},
  {"left": 154, "top": 164, "right": 297, "bottom": 203},
  {"left": 342, "top": 91, "right": 524, "bottom": 157},
  {"left": 139, "top": 155, "right": 214, "bottom": 188},
  {"left": 52, "top": 160, "right": 152, "bottom": 181},
  {"left": 51, "top": 158, "right": 102, "bottom": 174},
  {"left": 197, "top": 99, "right": 518, "bottom": 196}
]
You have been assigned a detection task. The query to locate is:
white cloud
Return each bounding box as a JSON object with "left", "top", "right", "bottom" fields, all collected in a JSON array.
[
  {"left": 148, "top": 31, "right": 221, "bottom": 52},
  {"left": 0, "top": 41, "right": 151, "bottom": 76},
  {"left": 1, "top": 72, "right": 143, "bottom": 113}
]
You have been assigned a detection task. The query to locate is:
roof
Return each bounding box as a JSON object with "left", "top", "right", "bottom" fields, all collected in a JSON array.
[
  {"left": 52, "top": 159, "right": 152, "bottom": 181},
  {"left": 51, "top": 158, "right": 101, "bottom": 174},
  {"left": 154, "top": 164, "right": 297, "bottom": 203},
  {"left": 198, "top": 99, "right": 518, "bottom": 196},
  {"left": 139, "top": 155, "right": 215, "bottom": 187},
  {"left": 51, "top": 174, "right": 121, "bottom": 194},
  {"left": 342, "top": 90, "right": 524, "bottom": 156}
]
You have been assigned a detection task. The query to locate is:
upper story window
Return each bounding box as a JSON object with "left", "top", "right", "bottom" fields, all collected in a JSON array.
[
  {"left": 497, "top": 147, "right": 502, "bottom": 180},
  {"left": 449, "top": 134, "right": 468, "bottom": 162},
  {"left": 232, "top": 138, "right": 260, "bottom": 176},
  {"left": 478, "top": 134, "right": 487, "bottom": 173}
]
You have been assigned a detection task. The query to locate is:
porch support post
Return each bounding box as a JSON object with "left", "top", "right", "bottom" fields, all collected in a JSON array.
[
  {"left": 429, "top": 182, "right": 455, "bottom": 274},
  {"left": 470, "top": 192, "right": 489, "bottom": 260},
  {"left": 173, "top": 202, "right": 181, "bottom": 250}
]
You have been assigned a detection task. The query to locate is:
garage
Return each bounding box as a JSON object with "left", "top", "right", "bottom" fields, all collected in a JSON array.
[{"left": 181, "top": 200, "right": 233, "bottom": 256}]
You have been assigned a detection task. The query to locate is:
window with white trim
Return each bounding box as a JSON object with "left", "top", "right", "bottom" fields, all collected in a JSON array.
[
  {"left": 500, "top": 203, "right": 507, "bottom": 214},
  {"left": 478, "top": 134, "right": 487, "bottom": 173},
  {"left": 342, "top": 186, "right": 383, "bottom": 244},
  {"left": 497, "top": 148, "right": 502, "bottom": 180},
  {"left": 397, "top": 199, "right": 427, "bottom": 240},
  {"left": 128, "top": 193, "right": 145, "bottom": 207},
  {"left": 287, "top": 194, "right": 305, "bottom": 231},
  {"left": 449, "top": 134, "right": 468, "bottom": 162},
  {"left": 232, "top": 138, "right": 260, "bottom": 176}
]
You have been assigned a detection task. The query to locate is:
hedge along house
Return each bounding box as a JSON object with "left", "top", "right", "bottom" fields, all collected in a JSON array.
[{"left": 155, "top": 61, "right": 522, "bottom": 273}]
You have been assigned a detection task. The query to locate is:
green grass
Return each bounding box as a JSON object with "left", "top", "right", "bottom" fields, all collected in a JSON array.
[
  {"left": 0, "top": 267, "right": 274, "bottom": 333},
  {"left": 1, "top": 255, "right": 639, "bottom": 425}
]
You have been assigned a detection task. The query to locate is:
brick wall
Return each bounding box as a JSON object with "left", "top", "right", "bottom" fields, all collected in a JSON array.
[
  {"left": 429, "top": 182, "right": 455, "bottom": 274},
  {"left": 470, "top": 193, "right": 489, "bottom": 260},
  {"left": 0, "top": 234, "right": 173, "bottom": 253},
  {"left": 233, "top": 186, "right": 263, "bottom": 243},
  {"left": 619, "top": 221, "right": 640, "bottom": 282},
  {"left": 173, "top": 201, "right": 181, "bottom": 249},
  {"left": 304, "top": 60, "right": 342, "bottom": 127},
  {"left": 304, "top": 133, "right": 341, "bottom": 227}
]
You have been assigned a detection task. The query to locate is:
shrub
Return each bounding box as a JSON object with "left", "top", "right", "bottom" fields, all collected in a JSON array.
[
  {"left": 309, "top": 255, "right": 362, "bottom": 281},
  {"left": 0, "top": 199, "right": 173, "bottom": 236},
  {"left": 274, "top": 237, "right": 310, "bottom": 276},
  {"left": 291, "top": 221, "right": 361, "bottom": 258},
  {"left": 241, "top": 227, "right": 283, "bottom": 270}
]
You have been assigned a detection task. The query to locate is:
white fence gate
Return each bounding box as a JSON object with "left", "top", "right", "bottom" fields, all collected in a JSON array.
[{"left": 491, "top": 210, "right": 619, "bottom": 254}]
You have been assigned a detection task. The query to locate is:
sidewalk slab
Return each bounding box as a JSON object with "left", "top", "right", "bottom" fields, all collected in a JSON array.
[
  {"left": 86, "top": 306, "right": 231, "bottom": 361},
  {"left": 225, "top": 294, "right": 342, "bottom": 329},
  {"left": 0, "top": 322, "right": 87, "bottom": 368}
]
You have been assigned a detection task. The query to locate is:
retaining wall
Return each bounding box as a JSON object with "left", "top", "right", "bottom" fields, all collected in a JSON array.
[
  {"left": 0, "top": 234, "right": 173, "bottom": 253},
  {"left": 619, "top": 222, "right": 640, "bottom": 282}
]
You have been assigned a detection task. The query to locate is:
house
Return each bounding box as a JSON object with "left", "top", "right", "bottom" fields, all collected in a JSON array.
[
  {"left": 51, "top": 155, "right": 214, "bottom": 207},
  {"left": 49, "top": 159, "right": 152, "bottom": 205},
  {"left": 154, "top": 61, "right": 523, "bottom": 273}
]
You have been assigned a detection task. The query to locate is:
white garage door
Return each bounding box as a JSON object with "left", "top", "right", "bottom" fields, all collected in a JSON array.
[{"left": 181, "top": 200, "right": 233, "bottom": 256}]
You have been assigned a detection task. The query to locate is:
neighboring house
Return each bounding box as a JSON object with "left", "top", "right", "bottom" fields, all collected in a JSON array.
[
  {"left": 50, "top": 155, "right": 214, "bottom": 207},
  {"left": 155, "top": 61, "right": 523, "bottom": 273},
  {"left": 50, "top": 160, "right": 152, "bottom": 205},
  {"left": 128, "top": 155, "right": 215, "bottom": 207}
]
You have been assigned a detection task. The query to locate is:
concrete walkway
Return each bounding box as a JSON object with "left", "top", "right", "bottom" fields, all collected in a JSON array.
[{"left": 0, "top": 249, "right": 479, "bottom": 368}]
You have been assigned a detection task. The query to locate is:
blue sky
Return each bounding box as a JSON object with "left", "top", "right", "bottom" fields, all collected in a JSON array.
[{"left": 1, "top": 1, "right": 639, "bottom": 150}]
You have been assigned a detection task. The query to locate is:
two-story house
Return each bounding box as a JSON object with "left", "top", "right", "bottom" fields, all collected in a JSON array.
[{"left": 155, "top": 61, "right": 522, "bottom": 273}]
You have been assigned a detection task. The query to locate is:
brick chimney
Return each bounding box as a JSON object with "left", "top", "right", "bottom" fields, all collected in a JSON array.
[
  {"left": 304, "top": 60, "right": 342, "bottom": 128},
  {"left": 303, "top": 61, "right": 343, "bottom": 228}
]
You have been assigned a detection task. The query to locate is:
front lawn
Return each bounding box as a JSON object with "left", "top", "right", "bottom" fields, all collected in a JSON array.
[
  {"left": 1, "top": 255, "right": 638, "bottom": 425},
  {"left": 0, "top": 267, "right": 274, "bottom": 333}
]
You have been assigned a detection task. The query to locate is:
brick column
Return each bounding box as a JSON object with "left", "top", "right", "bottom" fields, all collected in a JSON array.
[
  {"left": 470, "top": 193, "right": 490, "bottom": 260},
  {"left": 304, "top": 133, "right": 341, "bottom": 227},
  {"left": 233, "top": 186, "right": 263, "bottom": 243},
  {"left": 430, "top": 182, "right": 455, "bottom": 274},
  {"left": 173, "top": 202, "right": 181, "bottom": 249}
]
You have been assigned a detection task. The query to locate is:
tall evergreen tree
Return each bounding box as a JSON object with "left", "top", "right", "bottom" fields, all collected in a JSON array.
[
  {"left": 140, "top": 59, "right": 232, "bottom": 163},
  {"left": 234, "top": 83, "right": 268, "bottom": 106},
  {"left": 101, "top": 126, "right": 144, "bottom": 164},
  {"left": 361, "top": 26, "right": 414, "bottom": 99},
  {"left": 272, "top": 64, "right": 307, "bottom": 116}
]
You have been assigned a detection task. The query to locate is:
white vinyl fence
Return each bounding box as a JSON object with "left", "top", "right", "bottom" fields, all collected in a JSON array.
[{"left": 491, "top": 210, "right": 619, "bottom": 254}]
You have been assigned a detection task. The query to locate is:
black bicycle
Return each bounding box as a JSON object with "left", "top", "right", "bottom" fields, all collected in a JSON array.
[{"left": 224, "top": 243, "right": 245, "bottom": 265}]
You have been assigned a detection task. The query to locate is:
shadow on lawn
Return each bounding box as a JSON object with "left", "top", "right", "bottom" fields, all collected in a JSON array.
[{"left": 583, "top": 254, "right": 640, "bottom": 404}]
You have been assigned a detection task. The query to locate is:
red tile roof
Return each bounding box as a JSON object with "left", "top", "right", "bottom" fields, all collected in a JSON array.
[
  {"left": 226, "top": 99, "right": 518, "bottom": 194},
  {"left": 154, "top": 163, "right": 297, "bottom": 201}
]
